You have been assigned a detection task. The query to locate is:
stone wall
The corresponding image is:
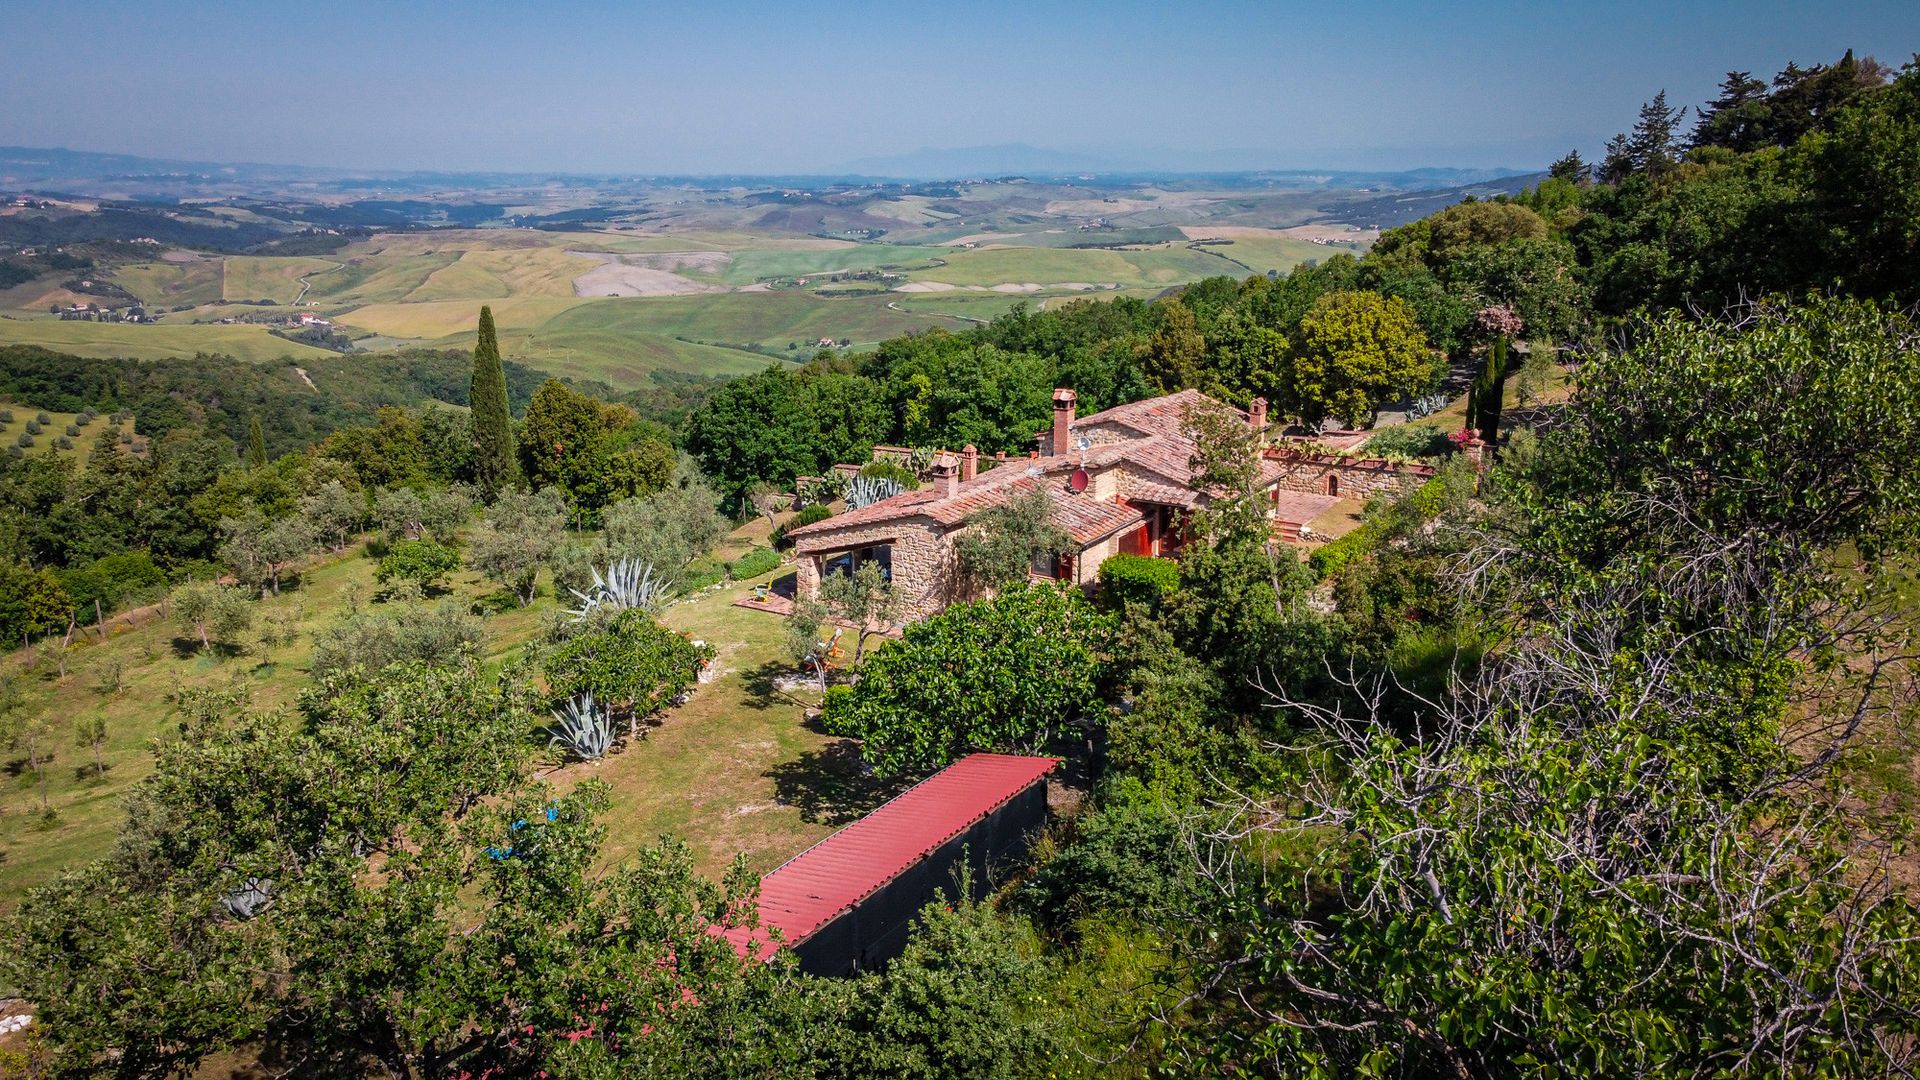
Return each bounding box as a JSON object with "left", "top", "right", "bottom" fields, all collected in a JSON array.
[
  {"left": 792, "top": 516, "right": 953, "bottom": 615},
  {"left": 1264, "top": 450, "right": 1434, "bottom": 501}
]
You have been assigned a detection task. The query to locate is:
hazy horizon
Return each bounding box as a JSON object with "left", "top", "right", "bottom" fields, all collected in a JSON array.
[{"left": 2, "top": 0, "right": 1916, "bottom": 176}]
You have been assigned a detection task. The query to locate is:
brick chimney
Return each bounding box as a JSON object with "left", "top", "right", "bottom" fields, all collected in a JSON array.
[
  {"left": 1249, "top": 396, "right": 1269, "bottom": 432},
  {"left": 961, "top": 444, "right": 978, "bottom": 482},
  {"left": 1051, "top": 387, "right": 1077, "bottom": 456},
  {"left": 995, "top": 450, "right": 1007, "bottom": 465},
  {"left": 931, "top": 452, "right": 960, "bottom": 498}
]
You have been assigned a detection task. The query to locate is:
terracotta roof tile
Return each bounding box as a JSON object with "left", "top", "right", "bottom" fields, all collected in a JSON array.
[{"left": 785, "top": 389, "right": 1254, "bottom": 547}]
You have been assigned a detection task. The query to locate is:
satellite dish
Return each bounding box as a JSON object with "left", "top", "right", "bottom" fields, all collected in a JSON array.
[{"left": 1068, "top": 468, "right": 1090, "bottom": 493}]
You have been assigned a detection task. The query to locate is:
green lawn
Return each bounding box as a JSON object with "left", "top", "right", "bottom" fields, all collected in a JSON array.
[{"left": 0, "top": 527, "right": 859, "bottom": 906}]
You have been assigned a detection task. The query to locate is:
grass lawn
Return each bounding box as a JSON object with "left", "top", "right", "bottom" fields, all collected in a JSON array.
[
  {"left": 0, "top": 530, "right": 859, "bottom": 907},
  {"left": 552, "top": 571, "right": 876, "bottom": 879}
]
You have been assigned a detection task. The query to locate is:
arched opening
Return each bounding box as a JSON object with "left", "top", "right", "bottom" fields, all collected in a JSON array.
[{"left": 1327, "top": 474, "right": 1340, "bottom": 497}]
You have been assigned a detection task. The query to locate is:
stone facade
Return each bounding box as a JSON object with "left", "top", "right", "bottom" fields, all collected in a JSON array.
[
  {"left": 792, "top": 516, "right": 954, "bottom": 616},
  {"left": 1264, "top": 449, "right": 1434, "bottom": 501}
]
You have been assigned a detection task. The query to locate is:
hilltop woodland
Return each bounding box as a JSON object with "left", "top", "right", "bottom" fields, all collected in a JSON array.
[{"left": 2, "top": 51, "right": 1920, "bottom": 1078}]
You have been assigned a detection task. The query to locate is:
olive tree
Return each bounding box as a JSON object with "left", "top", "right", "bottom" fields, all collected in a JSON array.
[{"left": 465, "top": 488, "right": 568, "bottom": 605}]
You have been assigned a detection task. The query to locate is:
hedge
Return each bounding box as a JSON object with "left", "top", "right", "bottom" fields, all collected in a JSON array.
[
  {"left": 730, "top": 546, "right": 782, "bottom": 579},
  {"left": 773, "top": 503, "right": 834, "bottom": 548},
  {"left": 1096, "top": 553, "right": 1180, "bottom": 610}
]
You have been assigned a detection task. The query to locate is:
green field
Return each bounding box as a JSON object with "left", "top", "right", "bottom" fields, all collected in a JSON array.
[
  {"left": 0, "top": 317, "right": 338, "bottom": 363},
  {"left": 713, "top": 243, "right": 954, "bottom": 285},
  {"left": 504, "top": 292, "right": 945, "bottom": 383},
  {"left": 5, "top": 225, "right": 1353, "bottom": 391},
  {"left": 222, "top": 255, "right": 342, "bottom": 304},
  {"left": 302, "top": 251, "right": 466, "bottom": 306},
  {"left": 110, "top": 259, "right": 224, "bottom": 307},
  {"left": 0, "top": 401, "right": 137, "bottom": 466},
  {"left": 1190, "top": 235, "right": 1367, "bottom": 275},
  {"left": 913, "top": 244, "right": 1231, "bottom": 287},
  {"left": 884, "top": 291, "right": 1039, "bottom": 321}
]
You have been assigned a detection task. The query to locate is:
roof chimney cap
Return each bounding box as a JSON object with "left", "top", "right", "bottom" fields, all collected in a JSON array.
[{"left": 1052, "top": 387, "right": 1077, "bottom": 406}]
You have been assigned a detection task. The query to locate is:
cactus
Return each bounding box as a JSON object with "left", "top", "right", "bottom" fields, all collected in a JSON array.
[
  {"left": 845, "top": 475, "right": 905, "bottom": 510},
  {"left": 565, "top": 558, "right": 671, "bottom": 620},
  {"left": 548, "top": 692, "right": 615, "bottom": 761}
]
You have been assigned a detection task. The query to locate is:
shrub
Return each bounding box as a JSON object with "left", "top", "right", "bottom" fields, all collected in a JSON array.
[
  {"left": 542, "top": 609, "right": 705, "bottom": 727},
  {"left": 0, "top": 410, "right": 13, "bottom": 423},
  {"left": 1308, "top": 523, "right": 1383, "bottom": 579},
  {"left": 1362, "top": 424, "right": 1450, "bottom": 459},
  {"left": 34, "top": 412, "right": 49, "bottom": 425},
  {"left": 1096, "top": 554, "right": 1179, "bottom": 610},
  {"left": 849, "top": 896, "right": 1064, "bottom": 1074},
  {"left": 773, "top": 503, "right": 833, "bottom": 548},
  {"left": 15, "top": 433, "right": 32, "bottom": 448},
  {"left": 54, "top": 436, "right": 72, "bottom": 450},
  {"left": 309, "top": 601, "right": 480, "bottom": 679},
  {"left": 1019, "top": 777, "right": 1198, "bottom": 932},
  {"left": 56, "top": 552, "right": 167, "bottom": 619},
  {"left": 677, "top": 557, "right": 725, "bottom": 593},
  {"left": 63, "top": 424, "right": 79, "bottom": 437},
  {"left": 822, "top": 584, "right": 1116, "bottom": 777},
  {"left": 729, "top": 546, "right": 782, "bottom": 579},
  {"left": 859, "top": 460, "right": 921, "bottom": 488},
  {"left": 376, "top": 540, "right": 460, "bottom": 593},
  {"left": 23, "top": 419, "right": 41, "bottom": 435}
]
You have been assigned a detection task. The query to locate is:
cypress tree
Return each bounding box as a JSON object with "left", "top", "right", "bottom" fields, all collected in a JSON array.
[
  {"left": 246, "top": 415, "right": 267, "bottom": 468},
  {"left": 1474, "top": 336, "right": 1510, "bottom": 446},
  {"left": 469, "top": 305, "right": 516, "bottom": 500}
]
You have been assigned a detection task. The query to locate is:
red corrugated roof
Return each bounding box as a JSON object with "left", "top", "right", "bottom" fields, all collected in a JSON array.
[{"left": 726, "top": 753, "right": 1058, "bottom": 961}]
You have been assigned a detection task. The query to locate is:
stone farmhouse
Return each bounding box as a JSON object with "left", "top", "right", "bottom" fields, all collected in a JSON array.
[{"left": 783, "top": 387, "right": 1432, "bottom": 616}]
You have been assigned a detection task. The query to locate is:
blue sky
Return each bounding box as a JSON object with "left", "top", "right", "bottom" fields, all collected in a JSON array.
[{"left": 1, "top": 0, "right": 1914, "bottom": 174}]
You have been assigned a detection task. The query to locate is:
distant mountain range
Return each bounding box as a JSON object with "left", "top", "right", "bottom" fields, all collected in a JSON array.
[
  {"left": 1, "top": 143, "right": 1536, "bottom": 198},
  {"left": 835, "top": 142, "right": 1535, "bottom": 186}
]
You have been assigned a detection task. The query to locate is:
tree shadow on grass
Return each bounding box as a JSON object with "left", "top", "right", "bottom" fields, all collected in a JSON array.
[
  {"left": 765, "top": 739, "right": 908, "bottom": 826},
  {"left": 740, "top": 658, "right": 820, "bottom": 713}
]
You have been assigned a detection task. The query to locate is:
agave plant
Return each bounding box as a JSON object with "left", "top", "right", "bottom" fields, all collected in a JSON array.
[
  {"left": 1405, "top": 393, "right": 1450, "bottom": 420},
  {"left": 219, "top": 876, "right": 274, "bottom": 919},
  {"left": 565, "top": 558, "right": 672, "bottom": 620},
  {"left": 548, "top": 692, "right": 615, "bottom": 761},
  {"left": 845, "top": 475, "right": 905, "bottom": 511}
]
